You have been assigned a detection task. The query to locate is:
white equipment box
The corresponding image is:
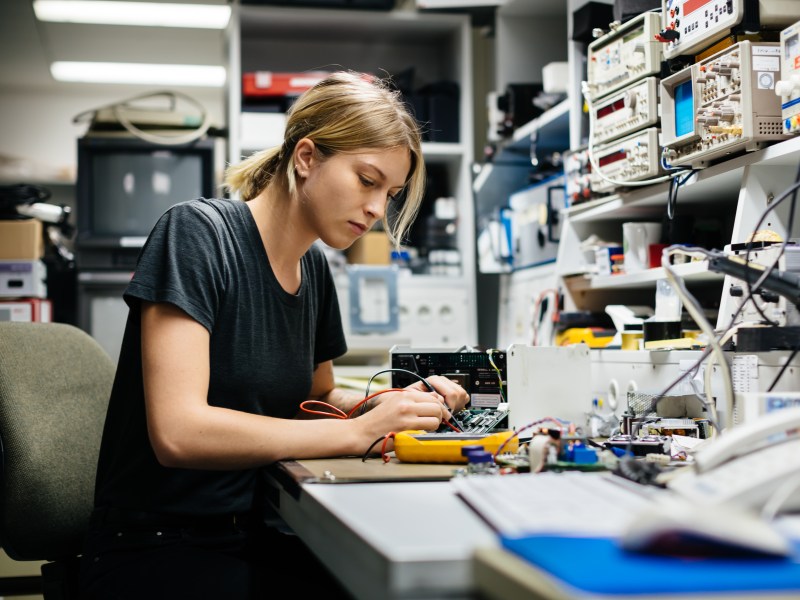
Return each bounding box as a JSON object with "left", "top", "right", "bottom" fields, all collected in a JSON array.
[
  {"left": 777, "top": 19, "right": 800, "bottom": 133},
  {"left": 506, "top": 343, "right": 592, "bottom": 432}
]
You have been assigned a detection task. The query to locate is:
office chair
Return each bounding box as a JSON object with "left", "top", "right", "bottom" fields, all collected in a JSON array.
[{"left": 0, "top": 322, "right": 115, "bottom": 599}]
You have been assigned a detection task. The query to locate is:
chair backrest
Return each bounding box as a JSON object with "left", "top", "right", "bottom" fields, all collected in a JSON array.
[{"left": 0, "top": 322, "right": 115, "bottom": 562}]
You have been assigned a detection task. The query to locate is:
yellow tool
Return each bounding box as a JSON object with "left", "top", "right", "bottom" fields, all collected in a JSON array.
[{"left": 393, "top": 430, "right": 518, "bottom": 464}]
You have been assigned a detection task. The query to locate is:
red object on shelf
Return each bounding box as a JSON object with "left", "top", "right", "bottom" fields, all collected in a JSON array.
[{"left": 242, "top": 71, "right": 329, "bottom": 99}]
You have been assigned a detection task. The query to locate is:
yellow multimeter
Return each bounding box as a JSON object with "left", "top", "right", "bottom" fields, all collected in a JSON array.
[{"left": 393, "top": 430, "right": 518, "bottom": 464}]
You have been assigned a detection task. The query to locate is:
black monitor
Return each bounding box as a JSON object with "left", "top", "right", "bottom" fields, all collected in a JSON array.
[{"left": 76, "top": 135, "right": 216, "bottom": 269}]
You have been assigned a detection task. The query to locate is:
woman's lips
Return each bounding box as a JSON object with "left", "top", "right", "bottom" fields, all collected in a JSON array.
[{"left": 349, "top": 221, "right": 367, "bottom": 235}]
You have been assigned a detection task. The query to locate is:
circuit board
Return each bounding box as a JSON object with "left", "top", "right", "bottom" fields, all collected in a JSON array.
[{"left": 445, "top": 407, "right": 508, "bottom": 434}]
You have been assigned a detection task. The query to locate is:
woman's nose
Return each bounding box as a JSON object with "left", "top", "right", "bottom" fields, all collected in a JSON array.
[{"left": 365, "top": 191, "right": 387, "bottom": 219}]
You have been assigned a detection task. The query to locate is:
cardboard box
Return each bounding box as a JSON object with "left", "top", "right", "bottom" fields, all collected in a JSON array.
[
  {"left": 0, "top": 219, "right": 44, "bottom": 260},
  {"left": 347, "top": 231, "right": 391, "bottom": 265}
]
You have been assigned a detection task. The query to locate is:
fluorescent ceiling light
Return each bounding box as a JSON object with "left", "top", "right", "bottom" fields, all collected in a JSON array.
[
  {"left": 33, "top": 1, "right": 231, "bottom": 29},
  {"left": 51, "top": 61, "right": 226, "bottom": 86}
]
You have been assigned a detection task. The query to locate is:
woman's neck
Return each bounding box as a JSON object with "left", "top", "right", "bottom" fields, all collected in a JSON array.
[{"left": 246, "top": 189, "right": 313, "bottom": 293}]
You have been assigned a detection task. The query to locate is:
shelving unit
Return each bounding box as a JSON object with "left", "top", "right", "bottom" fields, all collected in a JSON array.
[
  {"left": 225, "top": 1, "right": 478, "bottom": 363},
  {"left": 557, "top": 135, "right": 800, "bottom": 319},
  {"left": 483, "top": 0, "right": 800, "bottom": 349},
  {"left": 478, "top": 1, "right": 570, "bottom": 349}
]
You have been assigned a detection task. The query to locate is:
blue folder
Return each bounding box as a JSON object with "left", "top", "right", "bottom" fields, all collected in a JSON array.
[{"left": 501, "top": 534, "right": 800, "bottom": 596}]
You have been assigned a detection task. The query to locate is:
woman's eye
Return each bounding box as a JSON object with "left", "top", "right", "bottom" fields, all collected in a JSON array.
[{"left": 359, "top": 176, "right": 374, "bottom": 187}]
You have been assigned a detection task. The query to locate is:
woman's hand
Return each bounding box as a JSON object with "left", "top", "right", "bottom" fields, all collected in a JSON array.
[{"left": 404, "top": 374, "right": 469, "bottom": 414}]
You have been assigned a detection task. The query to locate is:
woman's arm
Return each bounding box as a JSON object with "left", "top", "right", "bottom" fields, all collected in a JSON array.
[{"left": 141, "top": 301, "right": 455, "bottom": 469}]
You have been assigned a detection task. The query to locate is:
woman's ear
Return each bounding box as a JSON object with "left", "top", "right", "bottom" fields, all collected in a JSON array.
[{"left": 294, "top": 138, "right": 315, "bottom": 178}]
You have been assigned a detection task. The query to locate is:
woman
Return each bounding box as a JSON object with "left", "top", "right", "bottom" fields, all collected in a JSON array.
[{"left": 80, "top": 71, "right": 469, "bottom": 599}]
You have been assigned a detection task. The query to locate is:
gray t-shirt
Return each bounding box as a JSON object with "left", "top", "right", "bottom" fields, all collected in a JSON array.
[{"left": 93, "top": 197, "right": 347, "bottom": 516}]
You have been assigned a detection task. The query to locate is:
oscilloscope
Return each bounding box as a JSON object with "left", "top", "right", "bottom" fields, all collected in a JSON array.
[{"left": 660, "top": 41, "right": 790, "bottom": 168}]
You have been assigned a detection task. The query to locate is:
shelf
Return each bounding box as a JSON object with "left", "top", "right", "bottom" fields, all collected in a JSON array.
[
  {"left": 230, "top": 3, "right": 479, "bottom": 350},
  {"left": 509, "top": 98, "right": 570, "bottom": 149},
  {"left": 565, "top": 136, "right": 800, "bottom": 223},
  {"left": 238, "top": 112, "right": 465, "bottom": 165},
  {"left": 562, "top": 261, "right": 723, "bottom": 293},
  {"left": 489, "top": 99, "right": 571, "bottom": 163}
]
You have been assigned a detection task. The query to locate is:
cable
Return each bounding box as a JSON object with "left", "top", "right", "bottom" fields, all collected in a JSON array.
[
  {"left": 361, "top": 433, "right": 395, "bottom": 462},
  {"left": 354, "top": 367, "right": 461, "bottom": 432},
  {"left": 72, "top": 90, "right": 212, "bottom": 146},
  {"left": 663, "top": 245, "right": 734, "bottom": 430},
  {"left": 767, "top": 348, "right": 800, "bottom": 393},
  {"left": 492, "top": 416, "right": 567, "bottom": 459},
  {"left": 761, "top": 469, "right": 800, "bottom": 521},
  {"left": 486, "top": 348, "right": 507, "bottom": 402},
  {"left": 742, "top": 165, "right": 800, "bottom": 326},
  {"left": 300, "top": 388, "right": 405, "bottom": 420},
  {"left": 667, "top": 169, "right": 697, "bottom": 221}
]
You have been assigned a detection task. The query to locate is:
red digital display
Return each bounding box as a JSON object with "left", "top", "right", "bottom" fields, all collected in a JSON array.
[
  {"left": 598, "top": 150, "right": 627, "bottom": 167},
  {"left": 684, "top": 0, "right": 713, "bottom": 16},
  {"left": 597, "top": 98, "right": 625, "bottom": 120}
]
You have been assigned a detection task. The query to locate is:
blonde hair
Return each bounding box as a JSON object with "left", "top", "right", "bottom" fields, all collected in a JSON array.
[{"left": 224, "top": 70, "right": 426, "bottom": 247}]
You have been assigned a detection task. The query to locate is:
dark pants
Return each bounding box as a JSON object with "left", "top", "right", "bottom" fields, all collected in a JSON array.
[{"left": 79, "top": 508, "right": 353, "bottom": 599}]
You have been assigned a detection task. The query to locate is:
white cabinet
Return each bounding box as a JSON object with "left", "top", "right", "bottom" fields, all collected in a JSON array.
[{"left": 225, "top": 2, "right": 478, "bottom": 356}]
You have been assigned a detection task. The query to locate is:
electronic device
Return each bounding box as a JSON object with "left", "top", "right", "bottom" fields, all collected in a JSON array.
[
  {"left": 75, "top": 135, "right": 216, "bottom": 270},
  {"left": 0, "top": 260, "right": 47, "bottom": 298},
  {"left": 390, "top": 346, "right": 507, "bottom": 409},
  {"left": 507, "top": 175, "right": 565, "bottom": 270},
  {"left": 658, "top": 0, "right": 800, "bottom": 60},
  {"left": 603, "top": 433, "right": 672, "bottom": 455},
  {"left": 586, "top": 11, "right": 663, "bottom": 100},
  {"left": 660, "top": 41, "right": 790, "bottom": 169},
  {"left": 591, "top": 76, "right": 661, "bottom": 146},
  {"left": 393, "top": 430, "right": 518, "bottom": 464},
  {"left": 712, "top": 243, "right": 800, "bottom": 328},
  {"left": 776, "top": 19, "right": 800, "bottom": 133},
  {"left": 506, "top": 343, "right": 592, "bottom": 432},
  {"left": 589, "top": 127, "right": 664, "bottom": 194},
  {"left": 563, "top": 147, "right": 595, "bottom": 205},
  {"left": 667, "top": 406, "right": 800, "bottom": 512},
  {"left": 735, "top": 392, "right": 800, "bottom": 426}
]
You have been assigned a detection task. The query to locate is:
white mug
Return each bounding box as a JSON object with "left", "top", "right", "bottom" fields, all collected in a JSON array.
[{"left": 622, "top": 222, "right": 661, "bottom": 273}]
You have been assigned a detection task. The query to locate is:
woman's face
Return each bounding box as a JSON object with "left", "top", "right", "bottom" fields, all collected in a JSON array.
[{"left": 298, "top": 145, "right": 411, "bottom": 250}]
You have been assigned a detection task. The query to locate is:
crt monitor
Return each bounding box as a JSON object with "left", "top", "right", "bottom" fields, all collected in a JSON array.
[
  {"left": 660, "top": 65, "right": 699, "bottom": 149},
  {"left": 76, "top": 135, "right": 216, "bottom": 252}
]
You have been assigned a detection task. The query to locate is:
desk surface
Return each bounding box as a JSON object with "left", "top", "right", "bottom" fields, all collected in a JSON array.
[{"left": 266, "top": 458, "right": 497, "bottom": 600}]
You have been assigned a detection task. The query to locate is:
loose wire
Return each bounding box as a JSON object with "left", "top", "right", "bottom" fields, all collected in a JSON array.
[
  {"left": 742, "top": 165, "right": 800, "bottom": 326},
  {"left": 361, "top": 433, "right": 395, "bottom": 462},
  {"left": 663, "top": 245, "right": 734, "bottom": 430},
  {"left": 486, "top": 348, "right": 507, "bottom": 402},
  {"left": 767, "top": 348, "right": 800, "bottom": 393},
  {"left": 492, "top": 417, "right": 568, "bottom": 459},
  {"left": 299, "top": 388, "right": 405, "bottom": 420},
  {"left": 72, "top": 90, "right": 212, "bottom": 146}
]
